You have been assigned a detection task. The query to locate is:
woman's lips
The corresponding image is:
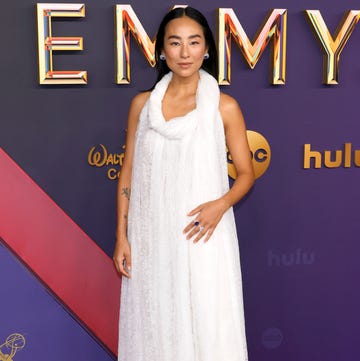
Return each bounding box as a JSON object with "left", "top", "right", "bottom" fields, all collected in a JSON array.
[{"left": 178, "top": 62, "right": 192, "bottom": 68}]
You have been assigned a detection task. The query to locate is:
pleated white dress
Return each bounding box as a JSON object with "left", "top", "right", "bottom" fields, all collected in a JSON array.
[{"left": 118, "top": 69, "right": 248, "bottom": 361}]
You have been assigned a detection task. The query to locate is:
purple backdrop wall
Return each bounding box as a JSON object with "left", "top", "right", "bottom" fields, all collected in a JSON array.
[{"left": 1, "top": 1, "right": 359, "bottom": 360}]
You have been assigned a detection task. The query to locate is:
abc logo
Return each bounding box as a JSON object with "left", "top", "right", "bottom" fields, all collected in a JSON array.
[{"left": 227, "top": 130, "right": 271, "bottom": 179}]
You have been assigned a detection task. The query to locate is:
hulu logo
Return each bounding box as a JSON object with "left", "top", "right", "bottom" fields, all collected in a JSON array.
[
  {"left": 303, "top": 143, "right": 360, "bottom": 169},
  {"left": 267, "top": 249, "right": 315, "bottom": 267}
]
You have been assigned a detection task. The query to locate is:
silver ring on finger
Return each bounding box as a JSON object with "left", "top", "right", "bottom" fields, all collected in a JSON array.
[{"left": 199, "top": 225, "right": 205, "bottom": 232}]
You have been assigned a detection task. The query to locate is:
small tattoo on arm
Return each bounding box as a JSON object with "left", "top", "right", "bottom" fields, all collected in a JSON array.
[
  {"left": 121, "top": 187, "right": 131, "bottom": 200},
  {"left": 124, "top": 214, "right": 128, "bottom": 220}
]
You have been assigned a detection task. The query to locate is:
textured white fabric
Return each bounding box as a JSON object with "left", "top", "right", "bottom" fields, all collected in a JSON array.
[{"left": 118, "top": 69, "right": 248, "bottom": 361}]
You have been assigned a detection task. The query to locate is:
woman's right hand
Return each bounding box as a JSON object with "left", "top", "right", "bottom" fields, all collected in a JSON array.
[{"left": 113, "top": 239, "right": 132, "bottom": 278}]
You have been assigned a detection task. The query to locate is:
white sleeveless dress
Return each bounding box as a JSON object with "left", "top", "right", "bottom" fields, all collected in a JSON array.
[{"left": 118, "top": 69, "right": 248, "bottom": 361}]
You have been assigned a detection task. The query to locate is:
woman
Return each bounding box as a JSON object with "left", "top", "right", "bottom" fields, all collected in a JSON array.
[{"left": 113, "top": 6, "right": 254, "bottom": 361}]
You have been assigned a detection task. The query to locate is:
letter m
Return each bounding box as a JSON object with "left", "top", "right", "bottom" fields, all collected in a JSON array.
[
  {"left": 218, "top": 9, "right": 287, "bottom": 85},
  {"left": 115, "top": 5, "right": 156, "bottom": 84}
]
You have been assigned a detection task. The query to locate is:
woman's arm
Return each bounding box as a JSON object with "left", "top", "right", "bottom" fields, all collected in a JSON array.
[
  {"left": 113, "top": 91, "right": 150, "bottom": 278},
  {"left": 183, "top": 92, "right": 255, "bottom": 243},
  {"left": 219, "top": 92, "right": 255, "bottom": 207}
]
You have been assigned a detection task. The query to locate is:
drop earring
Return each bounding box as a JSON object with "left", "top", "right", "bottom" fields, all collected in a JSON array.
[
  {"left": 203, "top": 53, "right": 209, "bottom": 60},
  {"left": 159, "top": 54, "right": 166, "bottom": 61}
]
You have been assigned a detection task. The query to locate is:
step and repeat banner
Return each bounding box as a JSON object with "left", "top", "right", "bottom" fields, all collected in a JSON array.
[{"left": 1, "top": 1, "right": 359, "bottom": 360}]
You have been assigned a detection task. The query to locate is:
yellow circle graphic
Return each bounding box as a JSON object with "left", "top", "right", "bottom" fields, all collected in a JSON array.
[{"left": 227, "top": 130, "right": 271, "bottom": 179}]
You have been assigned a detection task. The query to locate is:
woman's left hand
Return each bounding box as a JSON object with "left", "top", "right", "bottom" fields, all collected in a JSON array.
[{"left": 183, "top": 198, "right": 229, "bottom": 243}]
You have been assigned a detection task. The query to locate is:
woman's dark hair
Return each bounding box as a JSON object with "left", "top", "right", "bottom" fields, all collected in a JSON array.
[{"left": 152, "top": 7, "right": 218, "bottom": 87}]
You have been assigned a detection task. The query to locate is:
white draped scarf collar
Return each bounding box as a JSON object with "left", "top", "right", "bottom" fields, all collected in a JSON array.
[{"left": 147, "top": 69, "right": 219, "bottom": 140}]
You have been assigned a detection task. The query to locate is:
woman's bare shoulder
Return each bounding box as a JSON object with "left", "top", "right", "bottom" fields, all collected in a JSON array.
[
  {"left": 125, "top": 91, "right": 151, "bottom": 134},
  {"left": 219, "top": 92, "right": 242, "bottom": 112},
  {"left": 130, "top": 91, "right": 151, "bottom": 113},
  {"left": 219, "top": 92, "right": 245, "bottom": 127}
]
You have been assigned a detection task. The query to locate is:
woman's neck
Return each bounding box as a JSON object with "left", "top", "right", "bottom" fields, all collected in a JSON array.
[{"left": 167, "top": 71, "right": 200, "bottom": 97}]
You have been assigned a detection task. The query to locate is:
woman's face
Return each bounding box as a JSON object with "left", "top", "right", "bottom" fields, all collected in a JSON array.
[{"left": 162, "top": 16, "right": 208, "bottom": 78}]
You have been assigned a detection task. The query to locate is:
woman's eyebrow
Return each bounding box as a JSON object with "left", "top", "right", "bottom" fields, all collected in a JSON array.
[
  {"left": 188, "top": 34, "right": 202, "bottom": 39},
  {"left": 167, "top": 34, "right": 202, "bottom": 40},
  {"left": 167, "top": 35, "right": 181, "bottom": 40}
]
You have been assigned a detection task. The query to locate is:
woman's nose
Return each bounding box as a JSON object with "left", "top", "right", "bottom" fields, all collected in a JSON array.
[{"left": 180, "top": 44, "right": 189, "bottom": 58}]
